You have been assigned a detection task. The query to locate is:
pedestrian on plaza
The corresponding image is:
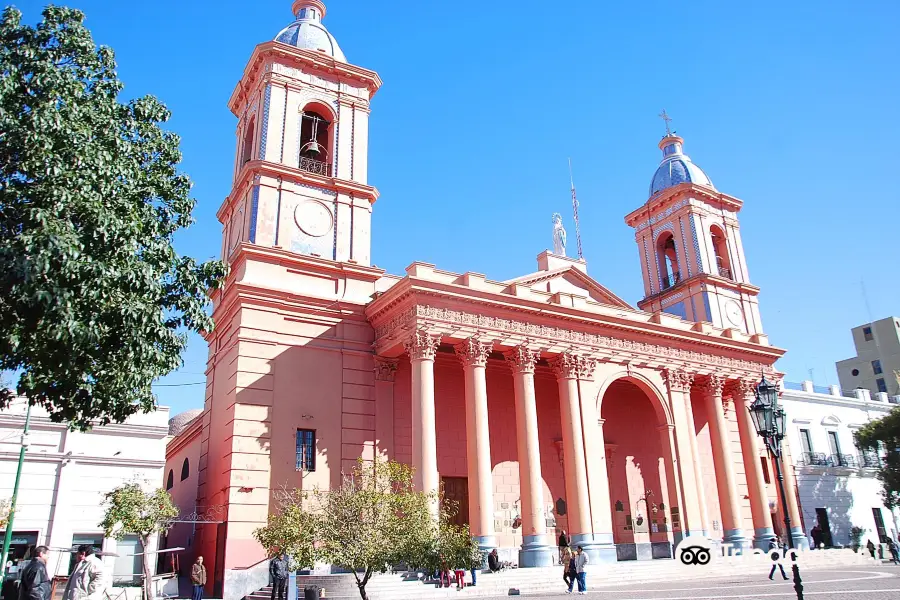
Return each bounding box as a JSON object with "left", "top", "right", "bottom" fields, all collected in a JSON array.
[
  {"left": 438, "top": 557, "right": 451, "bottom": 588},
  {"left": 454, "top": 566, "right": 466, "bottom": 590},
  {"left": 767, "top": 538, "right": 788, "bottom": 581},
  {"left": 269, "top": 553, "right": 289, "bottom": 600},
  {"left": 561, "top": 548, "right": 574, "bottom": 591},
  {"left": 866, "top": 539, "right": 876, "bottom": 559},
  {"left": 487, "top": 549, "right": 501, "bottom": 573},
  {"left": 190, "top": 556, "right": 207, "bottom": 600},
  {"left": 571, "top": 546, "right": 588, "bottom": 595},
  {"left": 18, "top": 546, "right": 50, "bottom": 600},
  {"left": 63, "top": 545, "right": 107, "bottom": 600},
  {"left": 810, "top": 524, "right": 822, "bottom": 549},
  {"left": 888, "top": 538, "right": 900, "bottom": 565},
  {"left": 558, "top": 529, "right": 569, "bottom": 565}
]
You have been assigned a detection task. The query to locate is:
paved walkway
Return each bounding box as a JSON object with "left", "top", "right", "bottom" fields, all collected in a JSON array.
[{"left": 478, "top": 566, "right": 900, "bottom": 599}]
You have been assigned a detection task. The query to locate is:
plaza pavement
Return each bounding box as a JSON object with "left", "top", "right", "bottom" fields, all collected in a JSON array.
[{"left": 476, "top": 566, "right": 900, "bottom": 599}]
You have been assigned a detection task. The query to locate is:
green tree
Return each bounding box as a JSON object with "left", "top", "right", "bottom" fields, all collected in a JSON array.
[
  {"left": 0, "top": 498, "right": 9, "bottom": 529},
  {"left": 254, "top": 459, "right": 436, "bottom": 600},
  {"left": 254, "top": 487, "right": 318, "bottom": 571},
  {"left": 855, "top": 407, "right": 900, "bottom": 510},
  {"left": 0, "top": 5, "right": 227, "bottom": 429},
  {"left": 100, "top": 482, "right": 179, "bottom": 600}
]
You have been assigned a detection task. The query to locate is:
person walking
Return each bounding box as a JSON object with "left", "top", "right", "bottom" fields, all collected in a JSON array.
[
  {"left": 269, "top": 553, "right": 289, "bottom": 600},
  {"left": 767, "top": 538, "right": 788, "bottom": 581},
  {"left": 888, "top": 537, "right": 900, "bottom": 565},
  {"left": 557, "top": 530, "right": 570, "bottom": 565},
  {"left": 63, "top": 545, "right": 106, "bottom": 600},
  {"left": 573, "top": 546, "right": 588, "bottom": 595},
  {"left": 18, "top": 546, "right": 50, "bottom": 600},
  {"left": 866, "top": 539, "right": 877, "bottom": 559},
  {"left": 561, "top": 548, "right": 575, "bottom": 592},
  {"left": 191, "top": 556, "right": 207, "bottom": 600}
]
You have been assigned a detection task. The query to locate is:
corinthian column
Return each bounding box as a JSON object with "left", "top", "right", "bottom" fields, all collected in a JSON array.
[
  {"left": 733, "top": 379, "right": 775, "bottom": 550},
  {"left": 701, "top": 375, "right": 748, "bottom": 546},
  {"left": 405, "top": 329, "right": 441, "bottom": 514},
  {"left": 549, "top": 353, "right": 591, "bottom": 535},
  {"left": 664, "top": 369, "right": 706, "bottom": 538},
  {"left": 455, "top": 337, "right": 496, "bottom": 552},
  {"left": 505, "top": 344, "right": 554, "bottom": 567}
]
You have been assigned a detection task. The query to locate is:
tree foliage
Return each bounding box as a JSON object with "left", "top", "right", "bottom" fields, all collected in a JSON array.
[
  {"left": 0, "top": 5, "right": 227, "bottom": 429},
  {"left": 0, "top": 497, "right": 9, "bottom": 529},
  {"left": 855, "top": 407, "right": 900, "bottom": 510},
  {"left": 254, "top": 460, "right": 438, "bottom": 600},
  {"left": 254, "top": 487, "right": 318, "bottom": 572},
  {"left": 100, "top": 482, "right": 179, "bottom": 600}
]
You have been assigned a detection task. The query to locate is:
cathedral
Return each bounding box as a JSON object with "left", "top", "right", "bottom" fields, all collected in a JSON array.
[{"left": 175, "top": 2, "right": 807, "bottom": 595}]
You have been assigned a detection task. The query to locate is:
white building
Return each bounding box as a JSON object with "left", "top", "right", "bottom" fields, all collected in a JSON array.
[
  {"left": 0, "top": 396, "right": 169, "bottom": 581},
  {"left": 780, "top": 380, "right": 900, "bottom": 548}
]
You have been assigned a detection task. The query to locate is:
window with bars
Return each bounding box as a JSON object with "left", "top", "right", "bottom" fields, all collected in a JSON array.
[{"left": 296, "top": 429, "right": 316, "bottom": 472}]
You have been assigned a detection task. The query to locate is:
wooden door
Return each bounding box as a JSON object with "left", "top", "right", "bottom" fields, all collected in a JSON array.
[{"left": 441, "top": 477, "right": 469, "bottom": 528}]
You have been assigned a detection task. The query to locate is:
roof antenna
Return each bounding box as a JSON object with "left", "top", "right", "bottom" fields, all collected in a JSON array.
[{"left": 568, "top": 158, "right": 583, "bottom": 260}]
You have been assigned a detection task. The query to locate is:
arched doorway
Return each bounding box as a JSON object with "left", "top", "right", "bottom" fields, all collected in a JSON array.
[{"left": 600, "top": 377, "right": 675, "bottom": 561}]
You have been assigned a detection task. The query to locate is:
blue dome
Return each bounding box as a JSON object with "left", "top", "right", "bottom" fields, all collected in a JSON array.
[
  {"left": 275, "top": 1, "right": 346, "bottom": 62},
  {"left": 649, "top": 135, "right": 714, "bottom": 196}
]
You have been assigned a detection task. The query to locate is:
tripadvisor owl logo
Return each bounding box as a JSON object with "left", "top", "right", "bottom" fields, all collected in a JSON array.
[{"left": 675, "top": 535, "right": 715, "bottom": 568}]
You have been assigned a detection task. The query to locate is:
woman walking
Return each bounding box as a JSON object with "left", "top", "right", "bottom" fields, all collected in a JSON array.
[{"left": 561, "top": 548, "right": 574, "bottom": 591}]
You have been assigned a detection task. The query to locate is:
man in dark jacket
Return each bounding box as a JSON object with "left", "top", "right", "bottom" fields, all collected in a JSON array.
[
  {"left": 269, "top": 553, "right": 289, "bottom": 600},
  {"left": 18, "top": 546, "right": 50, "bottom": 600}
]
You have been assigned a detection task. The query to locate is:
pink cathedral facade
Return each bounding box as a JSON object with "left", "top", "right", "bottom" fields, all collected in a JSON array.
[{"left": 183, "top": 1, "right": 807, "bottom": 593}]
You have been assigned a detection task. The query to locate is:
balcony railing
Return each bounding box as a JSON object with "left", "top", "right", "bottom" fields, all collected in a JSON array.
[
  {"left": 800, "top": 452, "right": 829, "bottom": 466},
  {"left": 661, "top": 272, "right": 682, "bottom": 290},
  {"left": 299, "top": 156, "right": 332, "bottom": 177},
  {"left": 828, "top": 453, "right": 857, "bottom": 468},
  {"left": 718, "top": 267, "right": 733, "bottom": 280},
  {"left": 859, "top": 452, "right": 883, "bottom": 469}
]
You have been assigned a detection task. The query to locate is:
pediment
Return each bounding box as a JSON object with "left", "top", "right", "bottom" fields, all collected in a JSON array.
[{"left": 507, "top": 267, "right": 631, "bottom": 309}]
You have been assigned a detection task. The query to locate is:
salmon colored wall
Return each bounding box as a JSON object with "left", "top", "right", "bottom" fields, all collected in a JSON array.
[
  {"left": 601, "top": 380, "right": 668, "bottom": 546},
  {"left": 690, "top": 390, "right": 720, "bottom": 534},
  {"left": 393, "top": 352, "right": 567, "bottom": 548}
]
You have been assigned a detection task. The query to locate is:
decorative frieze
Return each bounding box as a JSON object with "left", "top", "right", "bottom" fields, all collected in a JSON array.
[
  {"left": 454, "top": 337, "right": 493, "bottom": 368},
  {"left": 373, "top": 356, "right": 399, "bottom": 382},
  {"left": 404, "top": 329, "right": 441, "bottom": 361},
  {"left": 504, "top": 345, "right": 540, "bottom": 375},
  {"left": 372, "top": 304, "right": 771, "bottom": 377}
]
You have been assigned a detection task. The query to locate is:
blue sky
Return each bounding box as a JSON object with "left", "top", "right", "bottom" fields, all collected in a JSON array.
[{"left": 17, "top": 0, "right": 900, "bottom": 416}]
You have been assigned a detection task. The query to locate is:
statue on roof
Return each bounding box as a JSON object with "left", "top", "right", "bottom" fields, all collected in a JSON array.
[{"left": 552, "top": 213, "right": 567, "bottom": 257}]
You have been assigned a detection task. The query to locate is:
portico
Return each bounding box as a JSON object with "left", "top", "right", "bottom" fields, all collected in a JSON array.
[{"left": 364, "top": 253, "right": 790, "bottom": 564}]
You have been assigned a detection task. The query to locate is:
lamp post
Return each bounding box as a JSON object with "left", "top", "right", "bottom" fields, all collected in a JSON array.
[{"left": 749, "top": 376, "right": 803, "bottom": 600}]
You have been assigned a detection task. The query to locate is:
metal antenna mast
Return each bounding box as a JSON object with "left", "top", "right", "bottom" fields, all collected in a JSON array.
[{"left": 568, "top": 158, "right": 583, "bottom": 260}]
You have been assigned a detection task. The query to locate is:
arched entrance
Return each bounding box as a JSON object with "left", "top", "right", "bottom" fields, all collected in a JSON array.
[{"left": 600, "top": 377, "right": 676, "bottom": 561}]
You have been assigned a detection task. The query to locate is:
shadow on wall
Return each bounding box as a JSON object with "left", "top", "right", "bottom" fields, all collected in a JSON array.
[{"left": 804, "top": 474, "right": 852, "bottom": 547}]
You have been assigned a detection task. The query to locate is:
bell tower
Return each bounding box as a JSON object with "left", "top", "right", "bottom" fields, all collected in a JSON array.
[
  {"left": 625, "top": 130, "right": 764, "bottom": 337},
  {"left": 221, "top": 0, "right": 381, "bottom": 267}
]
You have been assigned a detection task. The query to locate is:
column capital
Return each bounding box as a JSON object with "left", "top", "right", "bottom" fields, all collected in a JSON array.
[
  {"left": 504, "top": 344, "right": 540, "bottom": 374},
  {"left": 699, "top": 374, "right": 727, "bottom": 397},
  {"left": 663, "top": 369, "right": 694, "bottom": 393},
  {"left": 549, "top": 352, "right": 579, "bottom": 380},
  {"left": 733, "top": 377, "right": 757, "bottom": 402},
  {"left": 374, "top": 356, "right": 399, "bottom": 382},
  {"left": 405, "top": 329, "right": 442, "bottom": 361},
  {"left": 454, "top": 337, "right": 493, "bottom": 368},
  {"left": 549, "top": 352, "right": 597, "bottom": 381}
]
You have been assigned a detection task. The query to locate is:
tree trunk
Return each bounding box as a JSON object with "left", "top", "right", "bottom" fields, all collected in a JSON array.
[
  {"left": 354, "top": 569, "right": 372, "bottom": 600},
  {"left": 140, "top": 535, "right": 154, "bottom": 600}
]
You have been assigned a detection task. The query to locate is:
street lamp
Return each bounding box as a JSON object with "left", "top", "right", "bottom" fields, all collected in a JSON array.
[{"left": 749, "top": 375, "right": 804, "bottom": 600}]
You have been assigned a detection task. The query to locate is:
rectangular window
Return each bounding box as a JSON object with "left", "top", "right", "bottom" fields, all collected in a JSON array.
[
  {"left": 760, "top": 457, "right": 771, "bottom": 484},
  {"left": 876, "top": 378, "right": 888, "bottom": 393},
  {"left": 296, "top": 429, "right": 316, "bottom": 472},
  {"left": 799, "top": 428, "right": 813, "bottom": 454},
  {"left": 827, "top": 431, "right": 841, "bottom": 456},
  {"left": 872, "top": 359, "right": 883, "bottom": 375},
  {"left": 863, "top": 326, "right": 873, "bottom": 341}
]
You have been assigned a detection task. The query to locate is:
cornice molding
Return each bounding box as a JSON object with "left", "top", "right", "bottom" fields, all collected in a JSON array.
[{"left": 371, "top": 303, "right": 779, "bottom": 376}]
